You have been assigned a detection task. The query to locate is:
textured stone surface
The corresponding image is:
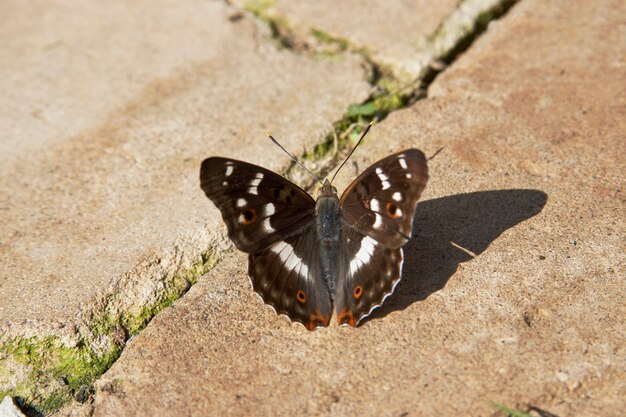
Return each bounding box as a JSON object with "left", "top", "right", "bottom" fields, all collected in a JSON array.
[
  {"left": 233, "top": 0, "right": 511, "bottom": 79},
  {"left": 0, "top": 0, "right": 370, "bottom": 340},
  {"left": 267, "top": 0, "right": 458, "bottom": 74},
  {"left": 89, "top": 1, "right": 625, "bottom": 417}
]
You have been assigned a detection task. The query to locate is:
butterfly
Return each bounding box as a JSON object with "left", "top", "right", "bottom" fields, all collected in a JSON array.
[{"left": 199, "top": 126, "right": 428, "bottom": 330}]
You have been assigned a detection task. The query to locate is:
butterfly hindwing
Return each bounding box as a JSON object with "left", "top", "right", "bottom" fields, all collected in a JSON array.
[
  {"left": 340, "top": 149, "right": 428, "bottom": 248},
  {"left": 200, "top": 157, "right": 316, "bottom": 254},
  {"left": 249, "top": 227, "right": 332, "bottom": 330},
  {"left": 335, "top": 224, "right": 404, "bottom": 326}
]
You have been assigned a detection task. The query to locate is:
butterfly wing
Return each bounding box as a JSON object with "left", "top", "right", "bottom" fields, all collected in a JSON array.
[
  {"left": 340, "top": 149, "right": 429, "bottom": 248},
  {"left": 200, "top": 157, "right": 331, "bottom": 329},
  {"left": 249, "top": 227, "right": 332, "bottom": 330},
  {"left": 336, "top": 226, "right": 404, "bottom": 326},
  {"left": 336, "top": 149, "right": 428, "bottom": 325},
  {"left": 200, "top": 157, "right": 316, "bottom": 254}
]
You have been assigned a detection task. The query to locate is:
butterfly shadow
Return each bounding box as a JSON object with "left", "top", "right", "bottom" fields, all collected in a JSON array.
[{"left": 366, "top": 189, "right": 548, "bottom": 322}]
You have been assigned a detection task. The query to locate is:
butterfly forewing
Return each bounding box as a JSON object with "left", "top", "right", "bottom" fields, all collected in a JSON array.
[
  {"left": 340, "top": 149, "right": 428, "bottom": 248},
  {"left": 200, "top": 157, "right": 316, "bottom": 253}
]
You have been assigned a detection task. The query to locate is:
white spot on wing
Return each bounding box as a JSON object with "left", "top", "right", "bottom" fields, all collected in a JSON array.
[
  {"left": 350, "top": 236, "right": 377, "bottom": 275},
  {"left": 222, "top": 181, "right": 228, "bottom": 186},
  {"left": 264, "top": 203, "right": 276, "bottom": 216},
  {"left": 392, "top": 192, "right": 402, "bottom": 201},
  {"left": 376, "top": 168, "right": 391, "bottom": 190},
  {"left": 405, "top": 173, "right": 412, "bottom": 179},
  {"left": 261, "top": 218, "right": 274, "bottom": 233},
  {"left": 236, "top": 198, "right": 246, "bottom": 208},
  {"left": 373, "top": 213, "right": 383, "bottom": 229},
  {"left": 248, "top": 173, "right": 264, "bottom": 194},
  {"left": 370, "top": 199, "right": 380, "bottom": 212},
  {"left": 399, "top": 158, "right": 408, "bottom": 169},
  {"left": 225, "top": 165, "right": 234, "bottom": 176}
]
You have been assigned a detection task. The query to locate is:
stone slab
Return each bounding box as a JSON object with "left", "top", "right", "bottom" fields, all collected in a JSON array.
[
  {"left": 90, "top": 0, "right": 625, "bottom": 416},
  {"left": 0, "top": 1, "right": 370, "bottom": 342},
  {"left": 270, "top": 0, "right": 457, "bottom": 73},
  {"left": 233, "top": 0, "right": 510, "bottom": 79}
]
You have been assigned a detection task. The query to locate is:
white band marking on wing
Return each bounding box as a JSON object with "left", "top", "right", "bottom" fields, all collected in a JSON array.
[
  {"left": 349, "top": 236, "right": 377, "bottom": 275},
  {"left": 270, "top": 241, "right": 309, "bottom": 281}
]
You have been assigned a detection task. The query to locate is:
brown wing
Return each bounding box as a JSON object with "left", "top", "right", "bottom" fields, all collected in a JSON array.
[
  {"left": 335, "top": 223, "right": 404, "bottom": 326},
  {"left": 200, "top": 157, "right": 315, "bottom": 254},
  {"left": 340, "top": 149, "right": 428, "bottom": 248},
  {"left": 249, "top": 226, "right": 332, "bottom": 330}
]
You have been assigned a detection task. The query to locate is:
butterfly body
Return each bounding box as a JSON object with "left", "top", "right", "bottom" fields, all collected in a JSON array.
[
  {"left": 200, "top": 149, "right": 428, "bottom": 330},
  {"left": 315, "top": 180, "right": 341, "bottom": 296}
]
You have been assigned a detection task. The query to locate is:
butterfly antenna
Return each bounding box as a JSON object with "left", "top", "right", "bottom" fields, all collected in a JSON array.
[
  {"left": 266, "top": 132, "right": 324, "bottom": 185},
  {"left": 330, "top": 120, "right": 375, "bottom": 184},
  {"left": 428, "top": 147, "right": 444, "bottom": 161}
]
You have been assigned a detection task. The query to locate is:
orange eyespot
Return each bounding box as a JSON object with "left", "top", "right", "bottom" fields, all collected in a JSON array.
[
  {"left": 386, "top": 203, "right": 401, "bottom": 219},
  {"left": 296, "top": 290, "right": 307, "bottom": 304},
  {"left": 353, "top": 285, "right": 363, "bottom": 299},
  {"left": 241, "top": 208, "right": 256, "bottom": 224}
]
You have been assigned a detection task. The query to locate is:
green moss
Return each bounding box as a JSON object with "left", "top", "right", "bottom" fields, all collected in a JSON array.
[
  {"left": 0, "top": 336, "right": 119, "bottom": 414},
  {"left": 302, "top": 84, "right": 409, "bottom": 164},
  {"left": 0, "top": 249, "right": 217, "bottom": 415},
  {"left": 310, "top": 28, "right": 350, "bottom": 55},
  {"left": 243, "top": 0, "right": 274, "bottom": 17},
  {"left": 491, "top": 402, "right": 534, "bottom": 417},
  {"left": 39, "top": 389, "right": 72, "bottom": 414}
]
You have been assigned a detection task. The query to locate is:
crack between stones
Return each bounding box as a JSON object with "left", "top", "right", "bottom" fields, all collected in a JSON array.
[
  {"left": 1, "top": 245, "right": 224, "bottom": 417},
  {"left": 274, "top": 0, "right": 522, "bottom": 189}
]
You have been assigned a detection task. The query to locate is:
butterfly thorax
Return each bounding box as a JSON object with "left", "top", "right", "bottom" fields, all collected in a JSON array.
[{"left": 315, "top": 179, "right": 340, "bottom": 296}]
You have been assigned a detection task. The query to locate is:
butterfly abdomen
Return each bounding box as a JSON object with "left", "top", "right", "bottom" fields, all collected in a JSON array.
[{"left": 315, "top": 189, "right": 341, "bottom": 298}]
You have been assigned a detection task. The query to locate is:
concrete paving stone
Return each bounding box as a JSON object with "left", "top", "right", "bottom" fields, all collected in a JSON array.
[
  {"left": 231, "top": 0, "right": 510, "bottom": 80},
  {"left": 90, "top": 0, "right": 625, "bottom": 416},
  {"left": 268, "top": 0, "right": 457, "bottom": 72},
  {"left": 0, "top": 0, "right": 370, "bottom": 403}
]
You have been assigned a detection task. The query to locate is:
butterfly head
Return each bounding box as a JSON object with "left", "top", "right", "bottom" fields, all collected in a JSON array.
[{"left": 319, "top": 178, "right": 338, "bottom": 198}]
